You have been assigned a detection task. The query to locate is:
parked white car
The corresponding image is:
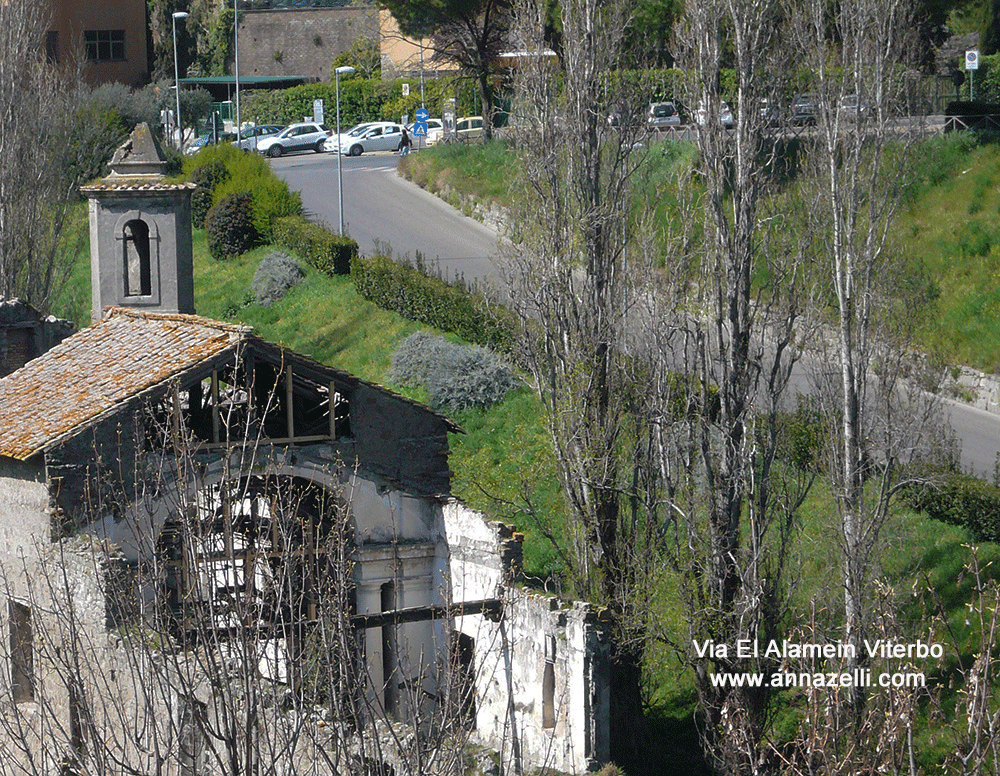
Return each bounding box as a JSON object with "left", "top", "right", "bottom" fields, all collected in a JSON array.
[
  {"left": 695, "top": 101, "right": 734, "bottom": 128},
  {"left": 256, "top": 122, "right": 331, "bottom": 157},
  {"left": 325, "top": 122, "right": 405, "bottom": 156},
  {"left": 406, "top": 118, "right": 444, "bottom": 145}
]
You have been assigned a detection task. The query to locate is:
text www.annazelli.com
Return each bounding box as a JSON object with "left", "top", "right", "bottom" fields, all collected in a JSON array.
[{"left": 709, "top": 670, "right": 925, "bottom": 689}]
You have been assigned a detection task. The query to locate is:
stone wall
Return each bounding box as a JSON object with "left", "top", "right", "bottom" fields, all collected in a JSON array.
[
  {"left": 444, "top": 501, "right": 610, "bottom": 775},
  {"left": 239, "top": 7, "right": 378, "bottom": 81},
  {"left": 0, "top": 298, "right": 74, "bottom": 377}
]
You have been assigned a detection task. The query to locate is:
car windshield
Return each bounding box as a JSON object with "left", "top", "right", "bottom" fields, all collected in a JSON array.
[
  {"left": 653, "top": 104, "right": 674, "bottom": 117},
  {"left": 346, "top": 124, "right": 374, "bottom": 137}
]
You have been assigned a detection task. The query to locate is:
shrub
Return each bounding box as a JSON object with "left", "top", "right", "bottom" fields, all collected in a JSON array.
[
  {"left": 252, "top": 251, "right": 305, "bottom": 306},
  {"left": 205, "top": 192, "right": 259, "bottom": 260},
  {"left": 185, "top": 144, "right": 302, "bottom": 241},
  {"left": 901, "top": 468, "right": 1000, "bottom": 542},
  {"left": 391, "top": 332, "right": 520, "bottom": 412},
  {"left": 351, "top": 254, "right": 514, "bottom": 353},
  {"left": 272, "top": 216, "right": 357, "bottom": 276},
  {"left": 190, "top": 159, "right": 230, "bottom": 228},
  {"left": 390, "top": 331, "right": 456, "bottom": 385}
]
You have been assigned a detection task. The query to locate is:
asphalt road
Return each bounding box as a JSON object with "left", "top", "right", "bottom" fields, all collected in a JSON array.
[
  {"left": 270, "top": 148, "right": 1000, "bottom": 478},
  {"left": 270, "top": 150, "right": 501, "bottom": 287}
]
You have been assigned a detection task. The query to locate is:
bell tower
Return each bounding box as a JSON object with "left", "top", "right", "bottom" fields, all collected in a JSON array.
[{"left": 81, "top": 123, "right": 196, "bottom": 321}]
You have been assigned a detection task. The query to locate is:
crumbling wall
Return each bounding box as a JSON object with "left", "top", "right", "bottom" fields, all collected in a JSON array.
[
  {"left": 443, "top": 501, "right": 610, "bottom": 775},
  {"left": 0, "top": 456, "right": 50, "bottom": 584}
]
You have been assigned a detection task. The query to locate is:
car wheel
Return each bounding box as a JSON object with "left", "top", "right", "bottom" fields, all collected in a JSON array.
[
  {"left": 315, "top": 140, "right": 325, "bottom": 153},
  {"left": 269, "top": 145, "right": 283, "bottom": 158},
  {"left": 349, "top": 144, "right": 363, "bottom": 157}
]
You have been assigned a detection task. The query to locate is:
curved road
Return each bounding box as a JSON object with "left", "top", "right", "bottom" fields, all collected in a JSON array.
[
  {"left": 271, "top": 151, "right": 500, "bottom": 287},
  {"left": 271, "top": 150, "right": 1000, "bottom": 477}
]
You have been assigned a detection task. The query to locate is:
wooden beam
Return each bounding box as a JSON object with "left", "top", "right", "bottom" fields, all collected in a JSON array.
[
  {"left": 329, "top": 381, "right": 336, "bottom": 440},
  {"left": 351, "top": 599, "right": 503, "bottom": 630},
  {"left": 211, "top": 370, "right": 220, "bottom": 443},
  {"left": 286, "top": 364, "right": 295, "bottom": 439}
]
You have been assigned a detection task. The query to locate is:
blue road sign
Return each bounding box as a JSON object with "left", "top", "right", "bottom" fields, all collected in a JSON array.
[{"left": 414, "top": 107, "right": 429, "bottom": 137}]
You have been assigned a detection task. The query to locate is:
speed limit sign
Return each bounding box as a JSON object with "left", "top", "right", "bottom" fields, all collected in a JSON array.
[{"left": 966, "top": 50, "right": 980, "bottom": 70}]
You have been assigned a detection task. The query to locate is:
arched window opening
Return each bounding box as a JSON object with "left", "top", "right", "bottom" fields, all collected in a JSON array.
[{"left": 123, "top": 219, "right": 151, "bottom": 297}]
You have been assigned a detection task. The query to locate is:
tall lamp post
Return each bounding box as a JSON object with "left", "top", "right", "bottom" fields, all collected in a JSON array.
[
  {"left": 233, "top": 0, "right": 241, "bottom": 137},
  {"left": 172, "top": 11, "right": 190, "bottom": 150},
  {"left": 334, "top": 66, "right": 355, "bottom": 236}
]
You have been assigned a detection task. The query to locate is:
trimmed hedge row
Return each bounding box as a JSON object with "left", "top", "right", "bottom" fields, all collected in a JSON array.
[
  {"left": 901, "top": 469, "right": 1000, "bottom": 543},
  {"left": 272, "top": 216, "right": 358, "bottom": 276},
  {"left": 351, "top": 254, "right": 513, "bottom": 353}
]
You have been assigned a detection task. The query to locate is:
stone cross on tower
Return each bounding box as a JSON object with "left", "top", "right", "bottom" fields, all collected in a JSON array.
[{"left": 81, "top": 123, "right": 196, "bottom": 321}]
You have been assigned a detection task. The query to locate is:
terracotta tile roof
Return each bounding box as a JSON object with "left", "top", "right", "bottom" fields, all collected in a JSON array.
[{"left": 0, "top": 309, "right": 248, "bottom": 461}]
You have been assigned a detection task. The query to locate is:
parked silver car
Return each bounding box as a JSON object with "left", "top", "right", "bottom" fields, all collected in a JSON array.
[
  {"left": 647, "top": 101, "right": 682, "bottom": 131},
  {"left": 256, "top": 122, "right": 331, "bottom": 157},
  {"left": 235, "top": 124, "right": 284, "bottom": 151},
  {"left": 325, "top": 122, "right": 404, "bottom": 156}
]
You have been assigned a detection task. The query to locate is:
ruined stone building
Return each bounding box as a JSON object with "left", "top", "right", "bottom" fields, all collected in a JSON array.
[{"left": 0, "top": 126, "right": 609, "bottom": 776}]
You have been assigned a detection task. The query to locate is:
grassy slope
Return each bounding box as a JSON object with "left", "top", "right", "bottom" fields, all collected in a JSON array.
[
  {"left": 401, "top": 138, "right": 1000, "bottom": 766},
  {"left": 899, "top": 138, "right": 1000, "bottom": 372}
]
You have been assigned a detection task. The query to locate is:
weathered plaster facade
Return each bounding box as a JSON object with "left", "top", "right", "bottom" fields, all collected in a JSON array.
[
  {"left": 47, "top": 0, "right": 149, "bottom": 86},
  {"left": 445, "top": 503, "right": 611, "bottom": 775}
]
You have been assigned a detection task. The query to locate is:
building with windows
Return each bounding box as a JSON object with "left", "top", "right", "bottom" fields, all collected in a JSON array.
[{"left": 47, "top": 0, "right": 149, "bottom": 86}]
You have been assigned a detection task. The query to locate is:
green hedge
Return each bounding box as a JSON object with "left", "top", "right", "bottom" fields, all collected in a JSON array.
[
  {"left": 901, "top": 469, "right": 1000, "bottom": 542},
  {"left": 272, "top": 216, "right": 357, "bottom": 276},
  {"left": 351, "top": 254, "right": 513, "bottom": 353}
]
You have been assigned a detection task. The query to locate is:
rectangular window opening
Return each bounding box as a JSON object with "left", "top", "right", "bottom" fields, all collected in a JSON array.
[
  {"left": 542, "top": 634, "right": 556, "bottom": 729},
  {"left": 84, "top": 30, "right": 125, "bottom": 62},
  {"left": 9, "top": 600, "right": 34, "bottom": 704}
]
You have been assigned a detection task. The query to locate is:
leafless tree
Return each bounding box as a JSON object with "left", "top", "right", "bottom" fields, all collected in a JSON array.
[
  {"left": 786, "top": 0, "right": 944, "bottom": 729},
  {"left": 649, "top": 0, "right": 819, "bottom": 770},
  {"left": 772, "top": 587, "right": 926, "bottom": 776},
  {"left": 499, "top": 0, "right": 659, "bottom": 765},
  {"left": 0, "top": 0, "right": 87, "bottom": 312}
]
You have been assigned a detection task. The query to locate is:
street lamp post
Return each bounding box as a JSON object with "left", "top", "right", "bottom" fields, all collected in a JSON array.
[
  {"left": 335, "top": 66, "right": 355, "bottom": 236},
  {"left": 172, "top": 11, "right": 190, "bottom": 150},
  {"left": 233, "top": 0, "right": 241, "bottom": 138}
]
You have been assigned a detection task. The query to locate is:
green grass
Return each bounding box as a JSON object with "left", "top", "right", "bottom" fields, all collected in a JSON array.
[
  {"left": 399, "top": 139, "right": 517, "bottom": 205},
  {"left": 898, "top": 139, "right": 1000, "bottom": 372}
]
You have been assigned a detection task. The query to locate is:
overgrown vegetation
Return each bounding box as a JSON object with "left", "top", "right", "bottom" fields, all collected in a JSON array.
[{"left": 185, "top": 144, "right": 302, "bottom": 242}]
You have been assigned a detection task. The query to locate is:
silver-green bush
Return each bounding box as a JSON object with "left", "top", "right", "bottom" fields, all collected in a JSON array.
[
  {"left": 391, "top": 332, "right": 520, "bottom": 411},
  {"left": 252, "top": 251, "right": 304, "bottom": 306}
]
